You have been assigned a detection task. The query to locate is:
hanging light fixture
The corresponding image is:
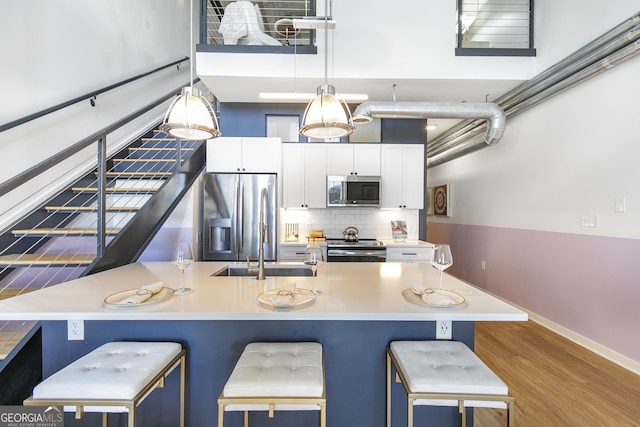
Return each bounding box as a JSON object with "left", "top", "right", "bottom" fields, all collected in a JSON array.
[
  {"left": 161, "top": 0, "right": 220, "bottom": 140},
  {"left": 299, "top": 0, "right": 354, "bottom": 139}
]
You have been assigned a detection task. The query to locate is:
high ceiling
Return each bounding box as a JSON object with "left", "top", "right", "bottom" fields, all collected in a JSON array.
[
  {"left": 200, "top": 74, "right": 525, "bottom": 140},
  {"left": 202, "top": 0, "right": 531, "bottom": 139}
]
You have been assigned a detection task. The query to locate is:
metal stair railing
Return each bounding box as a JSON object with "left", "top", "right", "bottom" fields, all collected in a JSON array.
[{"left": 0, "top": 58, "right": 210, "bottom": 367}]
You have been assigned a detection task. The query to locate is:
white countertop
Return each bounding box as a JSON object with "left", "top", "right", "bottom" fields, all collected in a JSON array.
[{"left": 0, "top": 262, "right": 527, "bottom": 322}]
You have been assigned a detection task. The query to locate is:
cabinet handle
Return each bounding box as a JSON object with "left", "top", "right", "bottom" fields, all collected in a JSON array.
[{"left": 402, "top": 252, "right": 418, "bottom": 256}]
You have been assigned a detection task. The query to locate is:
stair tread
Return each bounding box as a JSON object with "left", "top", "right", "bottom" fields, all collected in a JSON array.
[
  {"left": 114, "top": 158, "right": 178, "bottom": 163},
  {"left": 13, "top": 228, "right": 120, "bottom": 236},
  {"left": 0, "top": 253, "right": 95, "bottom": 266},
  {"left": 45, "top": 205, "right": 142, "bottom": 211},
  {"left": 131, "top": 147, "right": 194, "bottom": 151},
  {"left": 71, "top": 187, "right": 159, "bottom": 193},
  {"left": 100, "top": 171, "right": 172, "bottom": 176}
]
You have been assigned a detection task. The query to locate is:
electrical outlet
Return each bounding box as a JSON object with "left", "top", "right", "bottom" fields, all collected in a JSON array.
[
  {"left": 67, "top": 320, "right": 84, "bottom": 340},
  {"left": 436, "top": 320, "right": 452, "bottom": 340}
]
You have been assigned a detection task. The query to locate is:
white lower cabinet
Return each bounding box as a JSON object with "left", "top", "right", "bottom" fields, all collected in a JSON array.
[
  {"left": 282, "top": 144, "right": 327, "bottom": 208},
  {"left": 386, "top": 246, "right": 432, "bottom": 263}
]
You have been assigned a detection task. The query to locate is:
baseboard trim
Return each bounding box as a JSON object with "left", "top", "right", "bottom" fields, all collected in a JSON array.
[{"left": 528, "top": 312, "right": 640, "bottom": 376}]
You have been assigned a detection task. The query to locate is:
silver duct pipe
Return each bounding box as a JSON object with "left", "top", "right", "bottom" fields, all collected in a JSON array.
[
  {"left": 352, "top": 101, "right": 506, "bottom": 146},
  {"left": 426, "top": 11, "right": 640, "bottom": 167}
]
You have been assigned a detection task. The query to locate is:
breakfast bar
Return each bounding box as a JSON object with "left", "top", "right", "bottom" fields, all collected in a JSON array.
[{"left": 0, "top": 261, "right": 526, "bottom": 426}]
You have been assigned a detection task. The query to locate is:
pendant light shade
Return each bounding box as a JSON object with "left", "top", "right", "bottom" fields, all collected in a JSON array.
[
  {"left": 161, "top": 0, "right": 220, "bottom": 141},
  {"left": 161, "top": 87, "right": 221, "bottom": 140},
  {"left": 300, "top": 84, "right": 355, "bottom": 138},
  {"left": 299, "top": 0, "right": 354, "bottom": 139}
]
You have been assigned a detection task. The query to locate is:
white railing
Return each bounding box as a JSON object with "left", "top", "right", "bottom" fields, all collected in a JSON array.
[
  {"left": 206, "top": 0, "right": 316, "bottom": 46},
  {"left": 457, "top": 0, "right": 534, "bottom": 52}
]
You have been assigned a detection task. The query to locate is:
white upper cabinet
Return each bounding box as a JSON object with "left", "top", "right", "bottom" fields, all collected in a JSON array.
[
  {"left": 381, "top": 144, "right": 424, "bottom": 209},
  {"left": 282, "top": 144, "right": 327, "bottom": 208},
  {"left": 326, "top": 144, "right": 381, "bottom": 176},
  {"left": 207, "top": 137, "right": 281, "bottom": 173}
]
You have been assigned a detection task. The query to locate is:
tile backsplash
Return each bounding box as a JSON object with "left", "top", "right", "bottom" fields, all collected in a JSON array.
[{"left": 281, "top": 208, "right": 419, "bottom": 241}]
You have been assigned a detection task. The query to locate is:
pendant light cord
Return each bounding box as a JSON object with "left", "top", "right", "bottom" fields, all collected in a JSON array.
[
  {"left": 323, "top": 0, "right": 329, "bottom": 87},
  {"left": 190, "top": 0, "right": 194, "bottom": 90}
]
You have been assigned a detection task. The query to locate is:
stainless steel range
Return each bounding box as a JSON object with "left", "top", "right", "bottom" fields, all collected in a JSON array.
[{"left": 326, "top": 238, "right": 386, "bottom": 262}]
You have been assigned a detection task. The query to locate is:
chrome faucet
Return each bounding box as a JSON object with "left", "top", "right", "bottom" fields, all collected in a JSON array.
[{"left": 256, "top": 187, "right": 270, "bottom": 280}]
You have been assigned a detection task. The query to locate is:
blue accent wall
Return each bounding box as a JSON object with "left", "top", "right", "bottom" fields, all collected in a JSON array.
[{"left": 219, "top": 103, "right": 428, "bottom": 144}]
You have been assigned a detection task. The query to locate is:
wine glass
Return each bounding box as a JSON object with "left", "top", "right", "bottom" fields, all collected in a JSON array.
[
  {"left": 303, "top": 245, "right": 324, "bottom": 277},
  {"left": 430, "top": 244, "right": 453, "bottom": 288},
  {"left": 172, "top": 242, "right": 194, "bottom": 295}
]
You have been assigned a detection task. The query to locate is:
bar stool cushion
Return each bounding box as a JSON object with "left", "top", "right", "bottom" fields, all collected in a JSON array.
[
  {"left": 222, "top": 342, "right": 323, "bottom": 411},
  {"left": 33, "top": 341, "right": 183, "bottom": 412},
  {"left": 390, "top": 340, "right": 508, "bottom": 408}
]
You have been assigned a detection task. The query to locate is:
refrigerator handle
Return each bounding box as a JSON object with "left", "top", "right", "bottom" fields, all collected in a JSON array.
[{"left": 237, "top": 180, "right": 244, "bottom": 253}]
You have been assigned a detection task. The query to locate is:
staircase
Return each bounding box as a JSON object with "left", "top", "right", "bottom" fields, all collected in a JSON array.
[{"left": 0, "top": 126, "right": 204, "bottom": 358}]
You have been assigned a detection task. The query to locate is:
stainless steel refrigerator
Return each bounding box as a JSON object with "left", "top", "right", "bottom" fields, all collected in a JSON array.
[{"left": 202, "top": 173, "right": 277, "bottom": 261}]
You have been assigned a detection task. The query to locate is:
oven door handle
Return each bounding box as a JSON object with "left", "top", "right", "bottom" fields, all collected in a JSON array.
[{"left": 328, "top": 249, "right": 387, "bottom": 257}]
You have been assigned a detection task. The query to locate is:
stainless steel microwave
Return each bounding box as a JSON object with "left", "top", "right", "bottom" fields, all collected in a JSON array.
[{"left": 327, "top": 176, "right": 381, "bottom": 207}]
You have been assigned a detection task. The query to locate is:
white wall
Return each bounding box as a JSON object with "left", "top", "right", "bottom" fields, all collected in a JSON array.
[{"left": 428, "top": 1, "right": 640, "bottom": 240}]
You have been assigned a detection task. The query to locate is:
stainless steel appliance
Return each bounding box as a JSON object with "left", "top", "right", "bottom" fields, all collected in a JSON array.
[
  {"left": 326, "top": 238, "right": 386, "bottom": 262},
  {"left": 327, "top": 176, "right": 381, "bottom": 207},
  {"left": 203, "top": 173, "right": 277, "bottom": 261}
]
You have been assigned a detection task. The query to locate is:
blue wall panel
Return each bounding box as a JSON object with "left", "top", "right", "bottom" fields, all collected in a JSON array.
[{"left": 219, "top": 103, "right": 427, "bottom": 144}]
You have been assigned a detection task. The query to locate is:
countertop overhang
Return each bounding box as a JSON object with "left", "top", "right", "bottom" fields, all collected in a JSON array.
[{"left": 0, "top": 262, "right": 527, "bottom": 322}]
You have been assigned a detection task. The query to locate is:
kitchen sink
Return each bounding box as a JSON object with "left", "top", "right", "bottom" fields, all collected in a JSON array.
[{"left": 211, "top": 264, "right": 314, "bottom": 277}]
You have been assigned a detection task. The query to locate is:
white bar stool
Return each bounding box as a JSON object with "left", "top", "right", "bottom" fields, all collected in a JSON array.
[
  {"left": 24, "top": 341, "right": 186, "bottom": 427},
  {"left": 387, "top": 340, "right": 514, "bottom": 427},
  {"left": 217, "top": 342, "right": 326, "bottom": 427}
]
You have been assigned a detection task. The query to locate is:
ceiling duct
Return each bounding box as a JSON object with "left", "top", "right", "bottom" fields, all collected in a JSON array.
[{"left": 352, "top": 101, "right": 506, "bottom": 145}]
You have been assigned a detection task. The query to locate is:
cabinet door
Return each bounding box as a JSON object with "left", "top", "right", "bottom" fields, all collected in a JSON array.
[
  {"left": 282, "top": 144, "right": 306, "bottom": 208},
  {"left": 386, "top": 247, "right": 432, "bottom": 262},
  {"left": 279, "top": 245, "right": 308, "bottom": 261},
  {"left": 241, "top": 137, "right": 281, "bottom": 173},
  {"left": 402, "top": 145, "right": 424, "bottom": 209},
  {"left": 326, "top": 144, "right": 381, "bottom": 175},
  {"left": 381, "top": 144, "right": 424, "bottom": 209},
  {"left": 207, "top": 138, "right": 242, "bottom": 172},
  {"left": 304, "top": 144, "right": 327, "bottom": 208},
  {"left": 353, "top": 144, "right": 381, "bottom": 175},
  {"left": 380, "top": 145, "right": 405, "bottom": 208},
  {"left": 326, "top": 144, "right": 354, "bottom": 175}
]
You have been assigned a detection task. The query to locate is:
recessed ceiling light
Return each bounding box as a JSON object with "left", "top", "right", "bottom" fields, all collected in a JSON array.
[{"left": 426, "top": 124, "right": 438, "bottom": 131}]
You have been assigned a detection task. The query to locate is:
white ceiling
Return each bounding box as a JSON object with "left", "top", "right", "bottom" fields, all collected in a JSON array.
[{"left": 199, "top": 74, "right": 525, "bottom": 140}]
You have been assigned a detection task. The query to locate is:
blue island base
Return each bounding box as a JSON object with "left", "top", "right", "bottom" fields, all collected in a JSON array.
[{"left": 40, "top": 320, "right": 474, "bottom": 427}]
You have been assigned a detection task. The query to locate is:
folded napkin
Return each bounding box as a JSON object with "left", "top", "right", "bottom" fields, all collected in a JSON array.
[
  {"left": 115, "top": 281, "right": 164, "bottom": 305},
  {"left": 422, "top": 291, "right": 458, "bottom": 306},
  {"left": 410, "top": 282, "right": 432, "bottom": 295},
  {"left": 270, "top": 283, "right": 296, "bottom": 307}
]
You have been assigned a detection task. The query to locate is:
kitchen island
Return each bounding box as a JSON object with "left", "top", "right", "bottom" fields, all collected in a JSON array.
[{"left": 0, "top": 262, "right": 526, "bottom": 426}]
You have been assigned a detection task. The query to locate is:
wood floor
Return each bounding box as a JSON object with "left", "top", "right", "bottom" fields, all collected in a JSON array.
[{"left": 474, "top": 320, "right": 640, "bottom": 426}]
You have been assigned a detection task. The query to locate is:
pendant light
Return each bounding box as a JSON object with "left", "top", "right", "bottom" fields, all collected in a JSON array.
[
  {"left": 299, "top": 0, "right": 354, "bottom": 139},
  {"left": 161, "top": 0, "right": 220, "bottom": 140}
]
